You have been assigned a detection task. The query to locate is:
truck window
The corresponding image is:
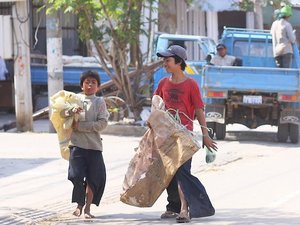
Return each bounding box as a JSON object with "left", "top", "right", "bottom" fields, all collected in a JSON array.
[
  {"left": 233, "top": 41, "right": 273, "bottom": 58},
  {"left": 233, "top": 41, "right": 247, "bottom": 58},
  {"left": 167, "top": 40, "right": 207, "bottom": 61}
]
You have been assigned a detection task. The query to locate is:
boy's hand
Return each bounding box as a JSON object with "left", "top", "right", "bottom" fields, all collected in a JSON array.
[
  {"left": 203, "top": 136, "right": 218, "bottom": 152},
  {"left": 66, "top": 106, "right": 83, "bottom": 117},
  {"left": 146, "top": 121, "right": 152, "bottom": 129},
  {"left": 71, "top": 107, "right": 83, "bottom": 114}
]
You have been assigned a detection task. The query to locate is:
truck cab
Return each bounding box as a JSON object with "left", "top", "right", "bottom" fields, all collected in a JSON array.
[
  {"left": 221, "top": 27, "right": 300, "bottom": 68},
  {"left": 202, "top": 27, "right": 300, "bottom": 143},
  {"left": 153, "top": 33, "right": 216, "bottom": 91}
]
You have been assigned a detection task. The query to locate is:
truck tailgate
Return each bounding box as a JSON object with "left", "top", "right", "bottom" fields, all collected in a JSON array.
[{"left": 202, "top": 66, "right": 300, "bottom": 93}]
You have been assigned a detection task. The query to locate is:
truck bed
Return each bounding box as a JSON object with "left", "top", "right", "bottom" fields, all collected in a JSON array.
[
  {"left": 31, "top": 64, "right": 111, "bottom": 86},
  {"left": 202, "top": 65, "right": 300, "bottom": 94}
]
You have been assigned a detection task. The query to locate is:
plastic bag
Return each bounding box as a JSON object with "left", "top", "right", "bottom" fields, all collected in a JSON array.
[{"left": 49, "top": 90, "right": 83, "bottom": 160}]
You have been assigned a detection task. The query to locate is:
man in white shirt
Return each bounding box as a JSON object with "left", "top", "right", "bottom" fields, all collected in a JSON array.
[
  {"left": 270, "top": 5, "right": 296, "bottom": 68},
  {"left": 0, "top": 56, "right": 8, "bottom": 80},
  {"left": 210, "top": 44, "right": 236, "bottom": 66}
]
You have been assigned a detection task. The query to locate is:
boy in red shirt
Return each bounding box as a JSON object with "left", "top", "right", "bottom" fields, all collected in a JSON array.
[{"left": 154, "top": 45, "right": 217, "bottom": 223}]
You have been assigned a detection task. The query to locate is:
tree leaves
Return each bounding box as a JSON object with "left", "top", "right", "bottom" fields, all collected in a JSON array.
[{"left": 45, "top": 0, "right": 159, "bottom": 119}]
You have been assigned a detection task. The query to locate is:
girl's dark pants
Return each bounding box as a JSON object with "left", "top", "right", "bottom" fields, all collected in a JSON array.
[
  {"left": 166, "top": 158, "right": 215, "bottom": 218},
  {"left": 68, "top": 146, "right": 106, "bottom": 206}
]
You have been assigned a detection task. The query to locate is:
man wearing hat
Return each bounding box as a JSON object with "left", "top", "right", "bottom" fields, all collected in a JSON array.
[
  {"left": 154, "top": 45, "right": 217, "bottom": 222},
  {"left": 270, "top": 5, "right": 296, "bottom": 68},
  {"left": 210, "top": 44, "right": 236, "bottom": 66}
]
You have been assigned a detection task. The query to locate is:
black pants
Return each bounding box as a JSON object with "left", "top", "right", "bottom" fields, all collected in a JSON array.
[
  {"left": 166, "top": 175, "right": 181, "bottom": 213},
  {"left": 165, "top": 159, "right": 215, "bottom": 218},
  {"left": 275, "top": 53, "right": 293, "bottom": 68},
  {"left": 176, "top": 159, "right": 215, "bottom": 218},
  {"left": 68, "top": 146, "right": 106, "bottom": 206}
]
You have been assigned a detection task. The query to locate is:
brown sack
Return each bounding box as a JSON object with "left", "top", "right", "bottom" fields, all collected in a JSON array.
[{"left": 120, "top": 109, "right": 200, "bottom": 207}]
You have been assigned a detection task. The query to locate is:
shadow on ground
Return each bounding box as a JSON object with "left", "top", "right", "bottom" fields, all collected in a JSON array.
[
  {"left": 33, "top": 207, "right": 300, "bottom": 225},
  {"left": 0, "top": 158, "right": 56, "bottom": 178},
  {"left": 226, "top": 130, "right": 299, "bottom": 146}
]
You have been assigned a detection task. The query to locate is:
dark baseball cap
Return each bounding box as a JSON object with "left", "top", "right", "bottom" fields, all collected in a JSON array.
[
  {"left": 157, "top": 45, "right": 187, "bottom": 61},
  {"left": 216, "top": 43, "right": 226, "bottom": 50}
]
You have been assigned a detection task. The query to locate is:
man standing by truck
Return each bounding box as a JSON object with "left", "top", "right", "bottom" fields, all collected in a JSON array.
[{"left": 270, "top": 5, "right": 296, "bottom": 68}]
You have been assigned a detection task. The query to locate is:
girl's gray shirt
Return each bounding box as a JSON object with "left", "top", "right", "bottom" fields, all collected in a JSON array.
[{"left": 70, "top": 93, "right": 109, "bottom": 151}]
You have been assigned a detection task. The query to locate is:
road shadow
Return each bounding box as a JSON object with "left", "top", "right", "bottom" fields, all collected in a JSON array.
[
  {"left": 39, "top": 207, "right": 300, "bottom": 224},
  {"left": 0, "top": 158, "right": 56, "bottom": 178},
  {"left": 0, "top": 207, "right": 58, "bottom": 225},
  {"left": 225, "top": 130, "right": 300, "bottom": 147},
  {"left": 207, "top": 207, "right": 300, "bottom": 225}
]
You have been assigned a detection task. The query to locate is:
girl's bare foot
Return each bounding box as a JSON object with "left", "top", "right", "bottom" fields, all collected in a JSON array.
[
  {"left": 84, "top": 209, "right": 95, "bottom": 219},
  {"left": 84, "top": 184, "right": 95, "bottom": 219},
  {"left": 72, "top": 205, "right": 83, "bottom": 217},
  {"left": 176, "top": 210, "right": 190, "bottom": 223}
]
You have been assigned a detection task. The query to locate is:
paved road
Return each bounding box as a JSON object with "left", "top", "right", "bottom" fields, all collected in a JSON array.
[{"left": 0, "top": 121, "right": 299, "bottom": 225}]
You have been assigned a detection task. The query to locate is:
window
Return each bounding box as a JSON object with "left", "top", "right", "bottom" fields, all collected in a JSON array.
[{"left": 233, "top": 40, "right": 273, "bottom": 58}]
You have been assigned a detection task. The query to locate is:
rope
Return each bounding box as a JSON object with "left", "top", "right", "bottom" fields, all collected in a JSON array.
[{"left": 166, "top": 108, "right": 213, "bottom": 135}]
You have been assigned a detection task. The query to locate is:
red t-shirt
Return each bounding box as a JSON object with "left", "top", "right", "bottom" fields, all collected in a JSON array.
[{"left": 154, "top": 77, "right": 204, "bottom": 131}]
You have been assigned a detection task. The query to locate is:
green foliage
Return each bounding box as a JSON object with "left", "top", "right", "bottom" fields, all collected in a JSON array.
[
  {"left": 45, "top": 0, "right": 159, "bottom": 118},
  {"left": 268, "top": 0, "right": 291, "bottom": 9},
  {"left": 232, "top": 0, "right": 254, "bottom": 11},
  {"left": 45, "top": 0, "right": 152, "bottom": 47},
  {"left": 232, "top": 0, "right": 291, "bottom": 11}
]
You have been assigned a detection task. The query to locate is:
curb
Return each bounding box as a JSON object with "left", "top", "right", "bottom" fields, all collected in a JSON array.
[{"left": 102, "top": 124, "right": 147, "bottom": 137}]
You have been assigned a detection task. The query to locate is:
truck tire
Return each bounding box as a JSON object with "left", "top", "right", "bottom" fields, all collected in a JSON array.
[
  {"left": 289, "top": 124, "right": 299, "bottom": 144},
  {"left": 215, "top": 123, "right": 226, "bottom": 140},
  {"left": 207, "top": 122, "right": 215, "bottom": 139},
  {"left": 277, "top": 123, "right": 289, "bottom": 143}
]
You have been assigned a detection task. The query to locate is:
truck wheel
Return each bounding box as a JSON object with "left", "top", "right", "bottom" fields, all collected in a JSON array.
[
  {"left": 289, "top": 124, "right": 299, "bottom": 144},
  {"left": 277, "top": 123, "right": 289, "bottom": 143},
  {"left": 207, "top": 122, "right": 215, "bottom": 139},
  {"left": 215, "top": 123, "right": 226, "bottom": 140}
]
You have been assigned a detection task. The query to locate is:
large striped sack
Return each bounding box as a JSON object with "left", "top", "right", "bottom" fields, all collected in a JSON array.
[{"left": 120, "top": 109, "right": 201, "bottom": 207}]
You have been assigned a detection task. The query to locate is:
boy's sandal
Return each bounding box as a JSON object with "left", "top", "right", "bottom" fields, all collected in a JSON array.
[
  {"left": 160, "top": 211, "right": 178, "bottom": 219},
  {"left": 176, "top": 215, "right": 190, "bottom": 223}
]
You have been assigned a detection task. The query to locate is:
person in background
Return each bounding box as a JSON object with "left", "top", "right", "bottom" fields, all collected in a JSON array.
[
  {"left": 0, "top": 56, "right": 8, "bottom": 80},
  {"left": 60, "top": 70, "right": 109, "bottom": 219},
  {"left": 270, "top": 5, "right": 296, "bottom": 68},
  {"left": 155, "top": 45, "right": 217, "bottom": 223},
  {"left": 210, "top": 43, "right": 236, "bottom": 66}
]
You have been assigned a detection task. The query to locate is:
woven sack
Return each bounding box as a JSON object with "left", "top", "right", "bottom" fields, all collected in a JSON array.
[{"left": 120, "top": 109, "right": 200, "bottom": 207}]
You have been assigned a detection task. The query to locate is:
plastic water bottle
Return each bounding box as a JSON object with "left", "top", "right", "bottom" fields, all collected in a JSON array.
[{"left": 205, "top": 147, "right": 216, "bottom": 163}]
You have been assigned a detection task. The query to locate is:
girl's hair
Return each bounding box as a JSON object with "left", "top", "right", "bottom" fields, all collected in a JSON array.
[
  {"left": 80, "top": 70, "right": 101, "bottom": 87},
  {"left": 173, "top": 55, "right": 187, "bottom": 71}
]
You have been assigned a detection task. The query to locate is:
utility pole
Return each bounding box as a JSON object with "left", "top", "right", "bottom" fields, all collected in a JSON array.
[
  {"left": 246, "top": 12, "right": 255, "bottom": 29},
  {"left": 254, "top": 0, "right": 264, "bottom": 29},
  {"left": 46, "top": 7, "right": 63, "bottom": 132},
  {"left": 12, "top": 1, "right": 33, "bottom": 131},
  {"left": 206, "top": 11, "right": 219, "bottom": 43}
]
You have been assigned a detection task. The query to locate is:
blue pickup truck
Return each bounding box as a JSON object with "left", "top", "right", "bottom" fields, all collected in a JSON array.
[
  {"left": 202, "top": 27, "right": 300, "bottom": 143},
  {"left": 154, "top": 28, "right": 300, "bottom": 143}
]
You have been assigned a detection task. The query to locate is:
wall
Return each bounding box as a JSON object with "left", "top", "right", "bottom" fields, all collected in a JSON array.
[
  {"left": 158, "top": 0, "right": 205, "bottom": 36},
  {"left": 31, "top": 2, "right": 86, "bottom": 57}
]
